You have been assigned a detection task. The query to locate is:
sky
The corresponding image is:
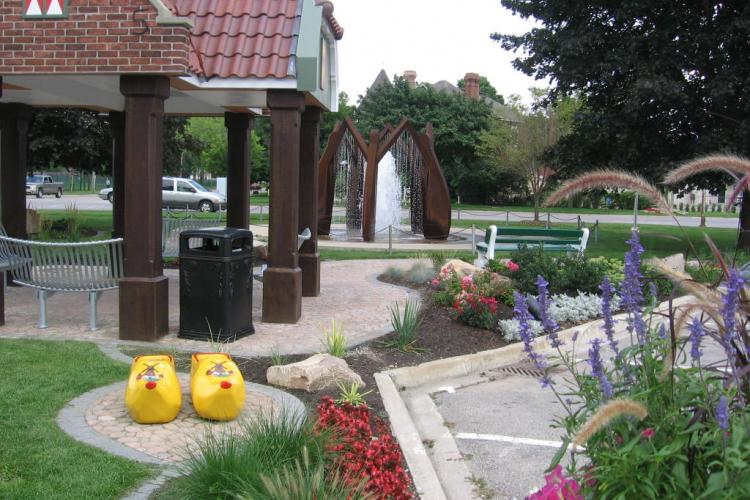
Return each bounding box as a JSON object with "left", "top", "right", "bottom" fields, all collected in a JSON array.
[{"left": 331, "top": 0, "right": 543, "bottom": 105}]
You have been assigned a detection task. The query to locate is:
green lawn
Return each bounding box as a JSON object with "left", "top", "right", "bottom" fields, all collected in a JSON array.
[
  {"left": 454, "top": 219, "right": 741, "bottom": 260},
  {"left": 453, "top": 203, "right": 739, "bottom": 218},
  {"left": 0, "top": 340, "right": 155, "bottom": 499}
]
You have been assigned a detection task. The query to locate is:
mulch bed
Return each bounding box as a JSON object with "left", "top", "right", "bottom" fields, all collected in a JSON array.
[{"left": 233, "top": 282, "right": 509, "bottom": 418}]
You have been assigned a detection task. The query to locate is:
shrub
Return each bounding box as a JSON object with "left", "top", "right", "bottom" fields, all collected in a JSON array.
[
  {"left": 451, "top": 274, "right": 500, "bottom": 330},
  {"left": 173, "top": 411, "right": 327, "bottom": 499},
  {"left": 316, "top": 397, "right": 412, "bottom": 499},
  {"left": 321, "top": 320, "right": 347, "bottom": 358},
  {"left": 382, "top": 266, "right": 404, "bottom": 281},
  {"left": 503, "top": 246, "right": 607, "bottom": 295},
  {"left": 407, "top": 261, "right": 437, "bottom": 284}
]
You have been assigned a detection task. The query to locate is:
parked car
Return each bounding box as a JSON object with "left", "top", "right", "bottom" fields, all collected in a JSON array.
[
  {"left": 99, "top": 177, "right": 226, "bottom": 212},
  {"left": 26, "top": 175, "right": 63, "bottom": 198}
]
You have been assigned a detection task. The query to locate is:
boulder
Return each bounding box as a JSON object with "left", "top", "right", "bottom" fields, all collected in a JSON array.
[
  {"left": 266, "top": 353, "right": 364, "bottom": 392},
  {"left": 443, "top": 259, "right": 478, "bottom": 278},
  {"left": 657, "top": 253, "right": 686, "bottom": 275}
]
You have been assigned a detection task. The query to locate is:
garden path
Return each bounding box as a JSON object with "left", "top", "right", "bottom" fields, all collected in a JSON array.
[{"left": 0, "top": 259, "right": 418, "bottom": 356}]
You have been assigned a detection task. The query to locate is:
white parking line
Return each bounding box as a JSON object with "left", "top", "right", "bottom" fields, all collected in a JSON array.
[{"left": 456, "top": 432, "right": 566, "bottom": 449}]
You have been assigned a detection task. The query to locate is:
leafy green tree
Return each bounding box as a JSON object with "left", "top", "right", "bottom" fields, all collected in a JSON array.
[
  {"left": 494, "top": 0, "right": 750, "bottom": 246},
  {"left": 478, "top": 92, "right": 571, "bottom": 220},
  {"left": 187, "top": 117, "right": 268, "bottom": 182},
  {"left": 355, "top": 76, "right": 494, "bottom": 202},
  {"left": 28, "top": 109, "right": 110, "bottom": 173},
  {"left": 457, "top": 75, "right": 505, "bottom": 104}
]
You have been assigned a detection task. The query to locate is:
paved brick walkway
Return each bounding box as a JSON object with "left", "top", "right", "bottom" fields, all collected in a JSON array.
[
  {"left": 1, "top": 259, "right": 420, "bottom": 356},
  {"left": 85, "top": 374, "right": 280, "bottom": 463}
]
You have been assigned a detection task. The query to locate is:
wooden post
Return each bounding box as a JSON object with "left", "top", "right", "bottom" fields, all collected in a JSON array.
[
  {"left": 361, "top": 130, "right": 380, "bottom": 241},
  {"left": 225, "top": 112, "right": 253, "bottom": 229},
  {"left": 109, "top": 111, "right": 125, "bottom": 238},
  {"left": 118, "top": 75, "right": 170, "bottom": 340},
  {"left": 299, "top": 107, "right": 322, "bottom": 297},
  {"left": 0, "top": 102, "right": 32, "bottom": 240},
  {"left": 263, "top": 90, "right": 305, "bottom": 323}
]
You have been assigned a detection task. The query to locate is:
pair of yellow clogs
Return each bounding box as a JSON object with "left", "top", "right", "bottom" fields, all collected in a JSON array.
[{"left": 125, "top": 353, "right": 246, "bottom": 424}]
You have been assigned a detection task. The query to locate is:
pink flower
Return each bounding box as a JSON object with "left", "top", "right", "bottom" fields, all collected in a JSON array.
[
  {"left": 460, "top": 275, "right": 473, "bottom": 290},
  {"left": 431, "top": 279, "right": 440, "bottom": 287},
  {"left": 506, "top": 260, "right": 520, "bottom": 272},
  {"left": 528, "top": 466, "right": 583, "bottom": 500},
  {"left": 641, "top": 428, "right": 655, "bottom": 439}
]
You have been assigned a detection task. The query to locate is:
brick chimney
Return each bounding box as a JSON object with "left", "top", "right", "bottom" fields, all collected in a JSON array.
[
  {"left": 403, "top": 70, "right": 417, "bottom": 89},
  {"left": 464, "top": 72, "right": 480, "bottom": 100}
]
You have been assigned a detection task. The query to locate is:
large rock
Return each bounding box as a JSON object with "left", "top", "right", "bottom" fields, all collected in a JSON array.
[
  {"left": 266, "top": 353, "right": 364, "bottom": 392},
  {"left": 657, "top": 253, "right": 686, "bottom": 274},
  {"left": 443, "top": 259, "right": 479, "bottom": 278}
]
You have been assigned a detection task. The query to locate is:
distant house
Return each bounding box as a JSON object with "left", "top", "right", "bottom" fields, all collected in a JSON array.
[{"left": 368, "top": 69, "right": 520, "bottom": 124}]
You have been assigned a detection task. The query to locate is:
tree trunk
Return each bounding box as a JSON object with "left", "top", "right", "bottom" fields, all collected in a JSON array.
[
  {"left": 738, "top": 189, "right": 750, "bottom": 251},
  {"left": 533, "top": 195, "right": 540, "bottom": 222}
]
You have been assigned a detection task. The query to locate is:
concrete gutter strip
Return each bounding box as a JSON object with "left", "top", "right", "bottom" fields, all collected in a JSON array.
[
  {"left": 375, "top": 372, "right": 447, "bottom": 500},
  {"left": 408, "top": 393, "right": 478, "bottom": 499}
]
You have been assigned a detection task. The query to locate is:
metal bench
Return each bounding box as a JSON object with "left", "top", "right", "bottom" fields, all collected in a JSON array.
[
  {"left": 0, "top": 225, "right": 29, "bottom": 274},
  {"left": 162, "top": 217, "right": 224, "bottom": 258},
  {"left": 476, "top": 225, "right": 589, "bottom": 266},
  {"left": 0, "top": 235, "right": 124, "bottom": 330}
]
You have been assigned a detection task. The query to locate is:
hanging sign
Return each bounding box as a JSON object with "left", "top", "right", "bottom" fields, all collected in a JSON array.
[{"left": 23, "top": 0, "right": 68, "bottom": 18}]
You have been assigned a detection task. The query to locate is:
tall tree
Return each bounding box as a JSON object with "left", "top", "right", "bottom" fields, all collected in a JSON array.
[
  {"left": 186, "top": 117, "right": 268, "bottom": 182},
  {"left": 495, "top": 1, "right": 750, "bottom": 245},
  {"left": 477, "top": 92, "right": 570, "bottom": 220},
  {"left": 355, "top": 76, "right": 494, "bottom": 202},
  {"left": 28, "top": 109, "right": 110, "bottom": 173}
]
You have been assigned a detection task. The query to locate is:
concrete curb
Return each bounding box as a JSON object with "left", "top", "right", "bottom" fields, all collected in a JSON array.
[
  {"left": 57, "top": 380, "right": 169, "bottom": 465},
  {"left": 387, "top": 295, "right": 691, "bottom": 389},
  {"left": 375, "top": 373, "right": 447, "bottom": 500}
]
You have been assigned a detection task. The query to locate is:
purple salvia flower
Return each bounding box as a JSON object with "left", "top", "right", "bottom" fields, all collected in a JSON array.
[
  {"left": 588, "top": 339, "right": 614, "bottom": 400},
  {"left": 536, "top": 275, "right": 561, "bottom": 346},
  {"left": 716, "top": 395, "right": 730, "bottom": 431},
  {"left": 688, "top": 318, "right": 705, "bottom": 362},
  {"left": 513, "top": 291, "right": 550, "bottom": 386},
  {"left": 723, "top": 269, "right": 743, "bottom": 343},
  {"left": 621, "top": 230, "right": 647, "bottom": 344},
  {"left": 657, "top": 323, "right": 667, "bottom": 339},
  {"left": 599, "top": 276, "right": 619, "bottom": 358}
]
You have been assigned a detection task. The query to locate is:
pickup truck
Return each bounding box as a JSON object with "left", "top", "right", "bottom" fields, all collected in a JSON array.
[{"left": 26, "top": 175, "right": 64, "bottom": 198}]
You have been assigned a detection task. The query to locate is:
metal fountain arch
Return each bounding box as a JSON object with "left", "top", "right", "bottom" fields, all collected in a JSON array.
[{"left": 317, "top": 117, "right": 451, "bottom": 241}]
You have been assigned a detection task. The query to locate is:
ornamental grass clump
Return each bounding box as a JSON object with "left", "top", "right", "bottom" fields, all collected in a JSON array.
[
  {"left": 517, "top": 226, "right": 750, "bottom": 498},
  {"left": 383, "top": 298, "right": 424, "bottom": 352}
]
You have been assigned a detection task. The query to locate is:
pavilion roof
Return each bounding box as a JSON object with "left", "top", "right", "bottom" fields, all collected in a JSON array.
[{"left": 170, "top": 0, "right": 343, "bottom": 80}]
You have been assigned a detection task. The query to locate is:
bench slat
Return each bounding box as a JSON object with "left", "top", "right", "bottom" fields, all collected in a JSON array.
[{"left": 496, "top": 227, "right": 584, "bottom": 238}]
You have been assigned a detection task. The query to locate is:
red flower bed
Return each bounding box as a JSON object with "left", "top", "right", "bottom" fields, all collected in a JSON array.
[{"left": 316, "top": 397, "right": 412, "bottom": 499}]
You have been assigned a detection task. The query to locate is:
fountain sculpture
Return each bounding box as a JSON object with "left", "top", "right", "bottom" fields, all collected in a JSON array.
[{"left": 317, "top": 118, "right": 451, "bottom": 241}]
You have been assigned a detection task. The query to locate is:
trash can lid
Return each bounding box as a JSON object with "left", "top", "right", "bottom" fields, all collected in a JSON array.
[{"left": 180, "top": 227, "right": 253, "bottom": 240}]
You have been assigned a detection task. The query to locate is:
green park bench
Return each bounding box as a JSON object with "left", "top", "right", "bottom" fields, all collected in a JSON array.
[{"left": 475, "top": 225, "right": 590, "bottom": 266}]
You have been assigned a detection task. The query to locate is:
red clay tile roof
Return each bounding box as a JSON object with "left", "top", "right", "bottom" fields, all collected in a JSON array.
[{"left": 170, "top": 0, "right": 342, "bottom": 80}]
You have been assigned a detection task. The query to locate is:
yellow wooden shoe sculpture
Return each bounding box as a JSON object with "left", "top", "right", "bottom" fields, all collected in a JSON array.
[
  {"left": 125, "top": 355, "right": 182, "bottom": 424},
  {"left": 190, "top": 353, "right": 246, "bottom": 421}
]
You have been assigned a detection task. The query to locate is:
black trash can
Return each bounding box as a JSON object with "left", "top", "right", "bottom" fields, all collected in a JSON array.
[{"left": 178, "top": 227, "right": 254, "bottom": 342}]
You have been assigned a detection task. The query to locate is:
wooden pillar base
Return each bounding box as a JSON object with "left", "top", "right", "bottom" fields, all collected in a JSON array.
[
  {"left": 299, "top": 252, "right": 320, "bottom": 297},
  {"left": 119, "top": 276, "right": 169, "bottom": 340},
  {"left": 262, "top": 267, "right": 302, "bottom": 323}
]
